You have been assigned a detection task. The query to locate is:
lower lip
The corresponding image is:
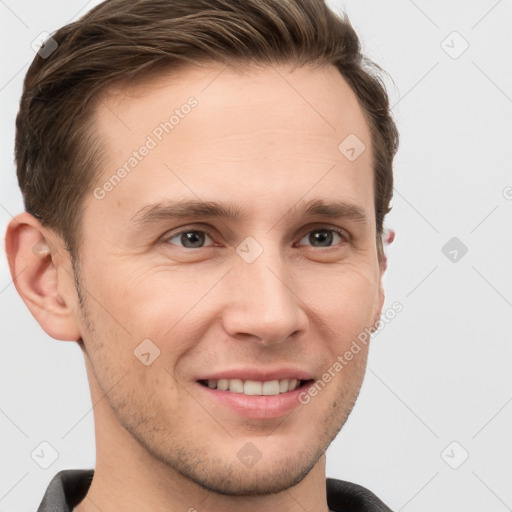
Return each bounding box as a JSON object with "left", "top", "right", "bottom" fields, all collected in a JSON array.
[{"left": 195, "top": 381, "right": 313, "bottom": 419}]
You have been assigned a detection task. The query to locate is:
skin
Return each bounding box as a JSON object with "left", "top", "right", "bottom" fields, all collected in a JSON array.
[{"left": 6, "top": 62, "right": 386, "bottom": 512}]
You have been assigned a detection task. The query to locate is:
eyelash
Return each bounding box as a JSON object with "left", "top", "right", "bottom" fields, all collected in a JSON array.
[{"left": 161, "top": 225, "right": 350, "bottom": 249}]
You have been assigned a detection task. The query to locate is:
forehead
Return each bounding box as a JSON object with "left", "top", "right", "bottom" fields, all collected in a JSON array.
[
  {"left": 87, "top": 62, "right": 375, "bottom": 230},
  {"left": 95, "top": 61, "right": 371, "bottom": 147}
]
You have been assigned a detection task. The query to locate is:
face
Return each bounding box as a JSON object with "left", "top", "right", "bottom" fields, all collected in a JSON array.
[{"left": 71, "top": 62, "right": 385, "bottom": 495}]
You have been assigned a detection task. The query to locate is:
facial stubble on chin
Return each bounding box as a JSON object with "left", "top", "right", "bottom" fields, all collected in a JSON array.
[{"left": 111, "top": 378, "right": 363, "bottom": 498}]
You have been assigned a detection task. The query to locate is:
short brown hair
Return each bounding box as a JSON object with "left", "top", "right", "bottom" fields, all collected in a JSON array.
[{"left": 15, "top": 0, "right": 398, "bottom": 262}]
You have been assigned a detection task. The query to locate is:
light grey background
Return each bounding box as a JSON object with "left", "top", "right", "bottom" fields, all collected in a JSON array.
[{"left": 1, "top": 1, "right": 511, "bottom": 510}]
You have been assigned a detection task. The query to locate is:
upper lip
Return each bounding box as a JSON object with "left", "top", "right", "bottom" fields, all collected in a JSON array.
[{"left": 196, "top": 367, "right": 314, "bottom": 382}]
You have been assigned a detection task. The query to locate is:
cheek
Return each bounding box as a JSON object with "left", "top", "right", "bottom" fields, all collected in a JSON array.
[
  {"left": 299, "top": 262, "right": 380, "bottom": 339},
  {"left": 79, "top": 256, "right": 182, "bottom": 336},
  {"left": 80, "top": 295, "right": 183, "bottom": 422}
]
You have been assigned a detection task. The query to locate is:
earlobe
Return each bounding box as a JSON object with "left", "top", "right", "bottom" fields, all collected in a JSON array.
[{"left": 4, "top": 212, "right": 81, "bottom": 342}]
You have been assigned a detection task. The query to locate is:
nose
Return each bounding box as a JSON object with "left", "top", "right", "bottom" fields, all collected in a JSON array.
[{"left": 221, "top": 242, "right": 308, "bottom": 347}]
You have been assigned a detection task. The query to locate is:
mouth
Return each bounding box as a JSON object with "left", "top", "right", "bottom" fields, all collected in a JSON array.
[
  {"left": 195, "top": 378, "right": 315, "bottom": 419},
  {"left": 197, "top": 378, "right": 312, "bottom": 395}
]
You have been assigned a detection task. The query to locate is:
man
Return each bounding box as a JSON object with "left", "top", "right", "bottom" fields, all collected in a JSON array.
[{"left": 5, "top": 0, "right": 399, "bottom": 510}]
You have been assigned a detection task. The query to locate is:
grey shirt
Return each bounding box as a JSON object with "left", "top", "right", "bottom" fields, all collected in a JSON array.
[{"left": 36, "top": 469, "right": 394, "bottom": 512}]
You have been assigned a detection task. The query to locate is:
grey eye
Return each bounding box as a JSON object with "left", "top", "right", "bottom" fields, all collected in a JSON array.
[
  {"left": 298, "top": 229, "right": 344, "bottom": 248},
  {"left": 167, "top": 230, "right": 213, "bottom": 248}
]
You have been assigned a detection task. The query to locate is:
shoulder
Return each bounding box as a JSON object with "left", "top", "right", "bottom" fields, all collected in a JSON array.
[
  {"left": 326, "top": 477, "right": 394, "bottom": 512},
  {"left": 37, "top": 469, "right": 94, "bottom": 512}
]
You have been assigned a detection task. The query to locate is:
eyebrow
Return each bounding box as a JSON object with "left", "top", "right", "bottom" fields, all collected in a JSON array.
[{"left": 130, "top": 198, "right": 371, "bottom": 229}]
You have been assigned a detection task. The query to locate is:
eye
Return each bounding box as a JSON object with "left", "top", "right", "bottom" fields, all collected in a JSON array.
[
  {"left": 164, "top": 229, "right": 215, "bottom": 249},
  {"left": 162, "top": 226, "right": 349, "bottom": 250},
  {"left": 296, "top": 227, "right": 348, "bottom": 248}
]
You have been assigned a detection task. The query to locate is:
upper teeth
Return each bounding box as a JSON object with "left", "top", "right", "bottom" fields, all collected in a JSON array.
[{"left": 204, "top": 379, "right": 301, "bottom": 395}]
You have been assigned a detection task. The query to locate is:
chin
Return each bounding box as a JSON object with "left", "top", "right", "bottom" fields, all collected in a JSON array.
[{"left": 179, "top": 450, "right": 323, "bottom": 497}]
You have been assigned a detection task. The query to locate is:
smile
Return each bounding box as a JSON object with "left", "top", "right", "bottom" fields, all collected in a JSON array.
[{"left": 198, "top": 378, "right": 306, "bottom": 395}]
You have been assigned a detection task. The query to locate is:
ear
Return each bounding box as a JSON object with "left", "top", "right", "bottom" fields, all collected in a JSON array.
[
  {"left": 371, "top": 255, "right": 386, "bottom": 329},
  {"left": 4, "top": 211, "right": 81, "bottom": 341},
  {"left": 371, "top": 228, "right": 394, "bottom": 328}
]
